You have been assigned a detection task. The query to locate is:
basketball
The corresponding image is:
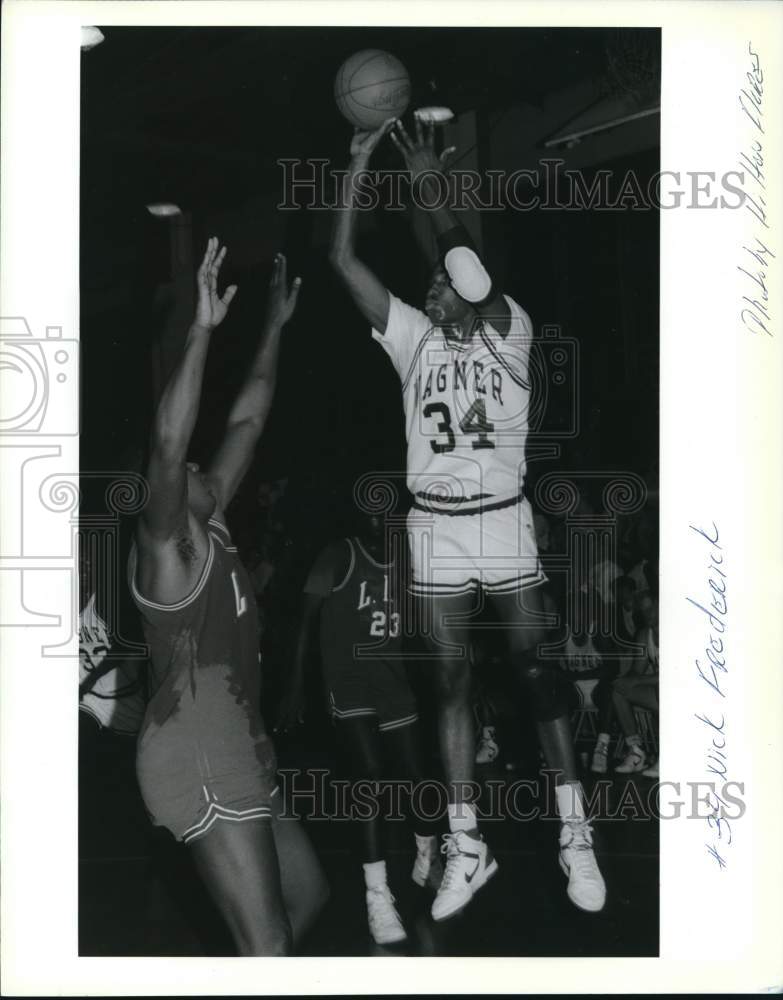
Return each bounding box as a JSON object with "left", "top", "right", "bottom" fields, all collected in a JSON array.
[{"left": 334, "top": 49, "right": 411, "bottom": 130}]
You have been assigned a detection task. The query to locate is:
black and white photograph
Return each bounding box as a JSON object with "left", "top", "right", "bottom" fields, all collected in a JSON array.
[
  {"left": 1, "top": 1, "right": 781, "bottom": 994},
  {"left": 77, "top": 24, "right": 661, "bottom": 958}
]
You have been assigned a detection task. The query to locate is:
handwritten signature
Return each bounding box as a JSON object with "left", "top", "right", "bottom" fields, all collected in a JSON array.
[
  {"left": 687, "top": 521, "right": 735, "bottom": 871},
  {"left": 738, "top": 43, "right": 776, "bottom": 337}
]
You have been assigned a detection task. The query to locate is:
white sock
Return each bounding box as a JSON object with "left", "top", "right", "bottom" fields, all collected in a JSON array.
[
  {"left": 596, "top": 732, "right": 610, "bottom": 746},
  {"left": 414, "top": 833, "right": 437, "bottom": 857},
  {"left": 627, "top": 733, "right": 643, "bottom": 749},
  {"left": 363, "top": 860, "right": 387, "bottom": 890},
  {"left": 556, "top": 781, "right": 586, "bottom": 823},
  {"left": 447, "top": 801, "right": 478, "bottom": 833}
]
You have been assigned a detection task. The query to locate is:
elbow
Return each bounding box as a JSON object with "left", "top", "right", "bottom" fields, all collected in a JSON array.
[
  {"left": 328, "top": 245, "right": 351, "bottom": 274},
  {"left": 151, "top": 425, "right": 188, "bottom": 464}
]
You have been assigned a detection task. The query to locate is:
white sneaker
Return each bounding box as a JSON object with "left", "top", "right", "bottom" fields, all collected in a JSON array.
[
  {"left": 641, "top": 760, "right": 659, "bottom": 778},
  {"left": 366, "top": 884, "right": 407, "bottom": 945},
  {"left": 559, "top": 820, "right": 606, "bottom": 913},
  {"left": 412, "top": 839, "right": 444, "bottom": 890},
  {"left": 475, "top": 726, "right": 500, "bottom": 764},
  {"left": 431, "top": 831, "right": 498, "bottom": 922},
  {"left": 590, "top": 743, "right": 609, "bottom": 774},
  {"left": 615, "top": 744, "right": 647, "bottom": 773}
]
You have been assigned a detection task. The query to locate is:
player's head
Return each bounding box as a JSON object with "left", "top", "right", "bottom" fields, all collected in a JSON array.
[
  {"left": 615, "top": 574, "right": 637, "bottom": 610},
  {"left": 636, "top": 589, "right": 658, "bottom": 629},
  {"left": 186, "top": 462, "right": 217, "bottom": 520},
  {"left": 424, "top": 262, "right": 475, "bottom": 326}
]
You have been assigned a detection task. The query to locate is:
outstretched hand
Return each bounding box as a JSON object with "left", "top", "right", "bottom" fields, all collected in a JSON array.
[
  {"left": 264, "top": 253, "right": 302, "bottom": 329},
  {"left": 390, "top": 117, "right": 457, "bottom": 180},
  {"left": 195, "top": 237, "right": 238, "bottom": 329},
  {"left": 350, "top": 116, "right": 397, "bottom": 158}
]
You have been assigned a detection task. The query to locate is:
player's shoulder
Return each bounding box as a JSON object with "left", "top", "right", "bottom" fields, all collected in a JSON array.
[
  {"left": 386, "top": 292, "right": 431, "bottom": 333},
  {"left": 206, "top": 513, "right": 236, "bottom": 551},
  {"left": 501, "top": 294, "right": 533, "bottom": 333},
  {"left": 307, "top": 537, "right": 354, "bottom": 595},
  {"left": 481, "top": 293, "right": 533, "bottom": 347}
]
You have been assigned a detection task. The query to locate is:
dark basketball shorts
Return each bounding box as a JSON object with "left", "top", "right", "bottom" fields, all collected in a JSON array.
[
  {"left": 136, "top": 716, "right": 279, "bottom": 844},
  {"left": 324, "top": 657, "right": 418, "bottom": 733}
]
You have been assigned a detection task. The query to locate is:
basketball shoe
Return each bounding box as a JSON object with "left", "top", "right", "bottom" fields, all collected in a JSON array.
[
  {"left": 559, "top": 819, "right": 606, "bottom": 912},
  {"left": 475, "top": 725, "right": 500, "bottom": 764},
  {"left": 366, "top": 884, "right": 407, "bottom": 945},
  {"left": 431, "top": 830, "right": 498, "bottom": 921},
  {"left": 615, "top": 741, "right": 647, "bottom": 773}
]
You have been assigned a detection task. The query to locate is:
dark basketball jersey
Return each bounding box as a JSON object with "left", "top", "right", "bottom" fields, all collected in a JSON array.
[
  {"left": 317, "top": 537, "right": 405, "bottom": 671},
  {"left": 129, "top": 517, "right": 270, "bottom": 759}
]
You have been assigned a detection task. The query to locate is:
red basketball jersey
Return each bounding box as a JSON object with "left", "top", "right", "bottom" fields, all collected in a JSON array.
[{"left": 129, "top": 517, "right": 268, "bottom": 754}]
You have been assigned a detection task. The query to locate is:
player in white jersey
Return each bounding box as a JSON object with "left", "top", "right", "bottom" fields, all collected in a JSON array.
[{"left": 330, "top": 117, "right": 605, "bottom": 919}]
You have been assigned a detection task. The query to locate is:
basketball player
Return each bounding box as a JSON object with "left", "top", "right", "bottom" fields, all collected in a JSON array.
[
  {"left": 130, "top": 238, "right": 328, "bottom": 955},
  {"left": 278, "top": 508, "right": 442, "bottom": 945},
  {"left": 329, "top": 118, "right": 606, "bottom": 918}
]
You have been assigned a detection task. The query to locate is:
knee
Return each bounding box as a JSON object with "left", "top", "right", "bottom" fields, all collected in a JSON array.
[
  {"left": 613, "top": 676, "right": 633, "bottom": 698},
  {"left": 515, "top": 657, "right": 567, "bottom": 722}
]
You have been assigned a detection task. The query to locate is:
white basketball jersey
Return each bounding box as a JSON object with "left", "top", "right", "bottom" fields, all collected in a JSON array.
[{"left": 373, "top": 293, "right": 533, "bottom": 514}]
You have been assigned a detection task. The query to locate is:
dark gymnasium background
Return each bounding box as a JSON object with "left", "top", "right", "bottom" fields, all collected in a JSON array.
[{"left": 79, "top": 26, "right": 660, "bottom": 957}]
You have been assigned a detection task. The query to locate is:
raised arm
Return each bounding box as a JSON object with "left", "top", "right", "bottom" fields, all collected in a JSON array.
[
  {"left": 207, "top": 254, "right": 300, "bottom": 511},
  {"left": 136, "top": 238, "right": 236, "bottom": 604},
  {"left": 329, "top": 119, "right": 395, "bottom": 332},
  {"left": 391, "top": 117, "right": 511, "bottom": 334}
]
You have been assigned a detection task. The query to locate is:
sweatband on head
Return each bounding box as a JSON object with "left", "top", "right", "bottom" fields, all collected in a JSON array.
[
  {"left": 436, "top": 224, "right": 495, "bottom": 306},
  {"left": 443, "top": 246, "right": 493, "bottom": 303}
]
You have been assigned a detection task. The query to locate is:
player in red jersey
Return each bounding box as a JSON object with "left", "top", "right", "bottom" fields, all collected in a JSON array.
[{"left": 131, "top": 238, "right": 328, "bottom": 955}]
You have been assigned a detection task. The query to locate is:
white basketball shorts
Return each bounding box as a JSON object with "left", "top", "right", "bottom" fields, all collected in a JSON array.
[{"left": 407, "top": 495, "right": 546, "bottom": 597}]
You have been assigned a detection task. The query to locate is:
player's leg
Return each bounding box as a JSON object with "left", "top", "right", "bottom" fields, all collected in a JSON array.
[
  {"left": 421, "top": 590, "right": 479, "bottom": 794},
  {"left": 270, "top": 806, "right": 330, "bottom": 945},
  {"left": 491, "top": 584, "right": 578, "bottom": 774},
  {"left": 380, "top": 718, "right": 443, "bottom": 890},
  {"left": 335, "top": 713, "right": 407, "bottom": 944},
  {"left": 491, "top": 584, "right": 606, "bottom": 913},
  {"left": 419, "top": 589, "right": 498, "bottom": 920},
  {"left": 188, "top": 817, "right": 292, "bottom": 956},
  {"left": 590, "top": 673, "right": 617, "bottom": 773},
  {"left": 614, "top": 675, "right": 658, "bottom": 773}
]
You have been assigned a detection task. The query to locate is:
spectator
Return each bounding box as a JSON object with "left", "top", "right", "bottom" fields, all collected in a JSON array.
[{"left": 613, "top": 590, "right": 659, "bottom": 777}]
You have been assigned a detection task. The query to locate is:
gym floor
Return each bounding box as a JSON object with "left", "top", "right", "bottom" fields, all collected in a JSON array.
[{"left": 79, "top": 715, "right": 658, "bottom": 957}]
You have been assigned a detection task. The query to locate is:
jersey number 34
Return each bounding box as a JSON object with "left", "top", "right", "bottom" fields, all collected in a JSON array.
[{"left": 424, "top": 399, "right": 495, "bottom": 452}]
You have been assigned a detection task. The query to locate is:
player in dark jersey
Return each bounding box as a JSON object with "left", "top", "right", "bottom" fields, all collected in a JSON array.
[
  {"left": 330, "top": 118, "right": 605, "bottom": 921},
  {"left": 131, "top": 238, "right": 327, "bottom": 955},
  {"left": 278, "top": 511, "right": 442, "bottom": 946}
]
